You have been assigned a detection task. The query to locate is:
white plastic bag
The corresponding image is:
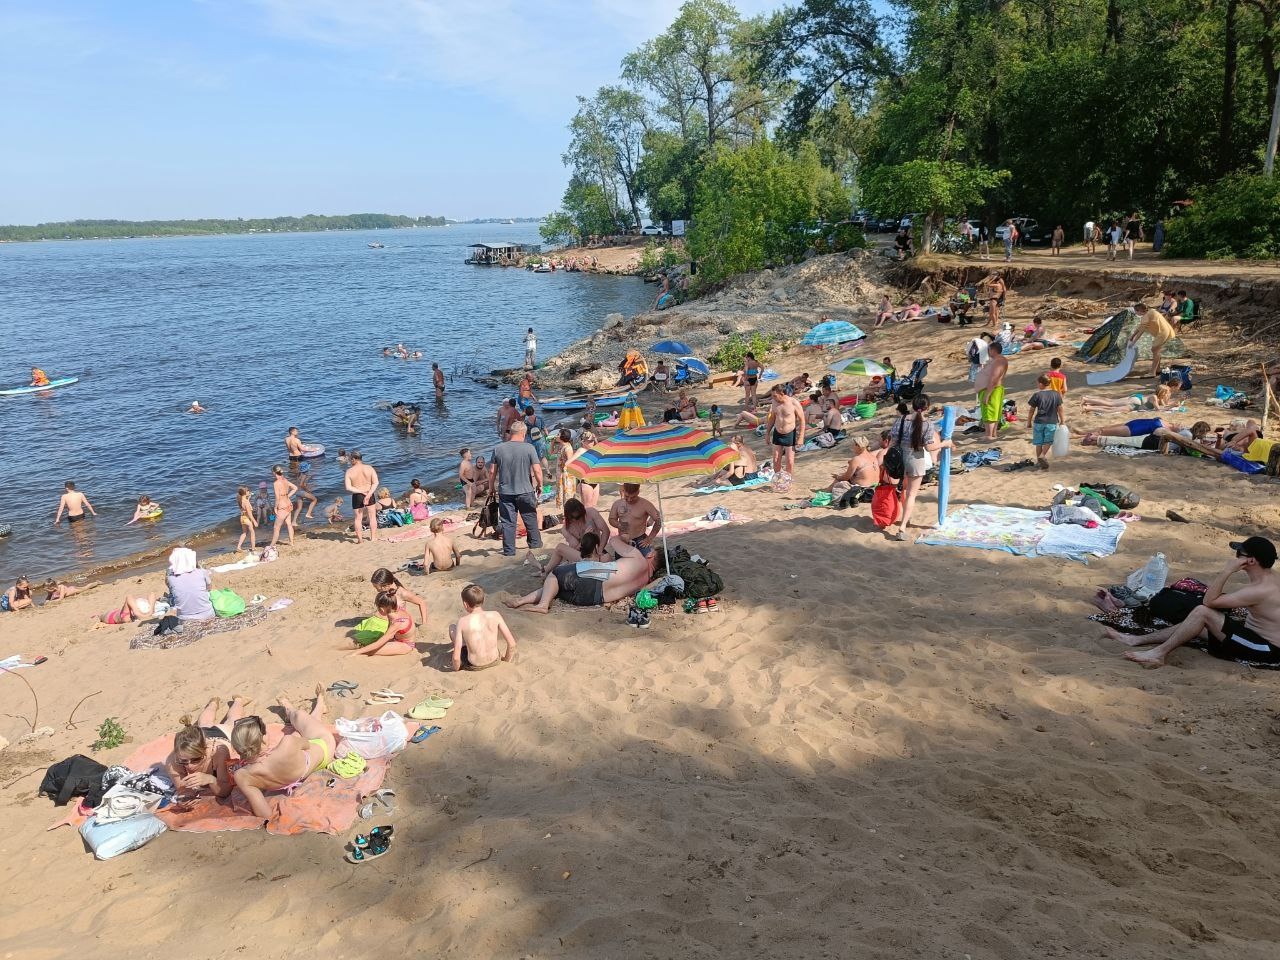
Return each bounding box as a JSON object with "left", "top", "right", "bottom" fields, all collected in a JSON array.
[
  {"left": 1051, "top": 423, "right": 1071, "bottom": 458},
  {"left": 80, "top": 812, "right": 167, "bottom": 860},
  {"left": 335, "top": 711, "right": 408, "bottom": 759}
]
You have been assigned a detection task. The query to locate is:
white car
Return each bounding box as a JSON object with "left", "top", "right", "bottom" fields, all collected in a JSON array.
[{"left": 640, "top": 224, "right": 668, "bottom": 236}]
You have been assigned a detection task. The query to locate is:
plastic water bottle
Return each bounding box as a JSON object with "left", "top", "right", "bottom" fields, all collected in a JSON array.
[{"left": 1141, "top": 553, "right": 1169, "bottom": 597}]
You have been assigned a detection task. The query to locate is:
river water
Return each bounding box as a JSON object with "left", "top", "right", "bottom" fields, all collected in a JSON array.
[{"left": 0, "top": 223, "right": 649, "bottom": 584}]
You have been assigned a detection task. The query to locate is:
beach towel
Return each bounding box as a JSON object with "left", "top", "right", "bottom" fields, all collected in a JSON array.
[
  {"left": 920, "top": 504, "right": 1125, "bottom": 562},
  {"left": 662, "top": 513, "right": 752, "bottom": 538},
  {"left": 960, "top": 448, "right": 1002, "bottom": 469},
  {"left": 208, "top": 555, "right": 261, "bottom": 574},
  {"left": 693, "top": 476, "right": 770, "bottom": 494},
  {"left": 49, "top": 724, "right": 391, "bottom": 836},
  {"left": 130, "top": 606, "right": 271, "bottom": 650}
]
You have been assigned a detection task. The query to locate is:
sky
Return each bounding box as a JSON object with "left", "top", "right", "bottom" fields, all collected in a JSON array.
[{"left": 0, "top": 0, "right": 780, "bottom": 223}]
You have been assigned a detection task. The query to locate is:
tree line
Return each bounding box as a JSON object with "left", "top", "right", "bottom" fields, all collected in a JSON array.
[
  {"left": 545, "top": 0, "right": 1278, "bottom": 269},
  {"left": 0, "top": 213, "right": 448, "bottom": 242}
]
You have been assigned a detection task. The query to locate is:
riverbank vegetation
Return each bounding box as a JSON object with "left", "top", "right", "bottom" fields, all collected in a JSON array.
[
  {"left": 0, "top": 213, "right": 447, "bottom": 242},
  {"left": 546, "top": 0, "right": 1280, "bottom": 271}
]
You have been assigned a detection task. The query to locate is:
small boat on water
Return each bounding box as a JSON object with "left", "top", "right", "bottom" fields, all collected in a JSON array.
[{"left": 368, "top": 242, "right": 385, "bottom": 249}]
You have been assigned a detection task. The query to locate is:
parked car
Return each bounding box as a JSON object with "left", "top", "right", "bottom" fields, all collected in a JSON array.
[
  {"left": 996, "top": 216, "right": 1043, "bottom": 244},
  {"left": 640, "top": 224, "right": 668, "bottom": 236}
]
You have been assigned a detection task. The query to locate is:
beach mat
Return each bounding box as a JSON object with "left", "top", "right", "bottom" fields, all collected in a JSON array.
[
  {"left": 663, "top": 513, "right": 752, "bottom": 538},
  {"left": 49, "top": 724, "right": 390, "bottom": 836},
  {"left": 693, "top": 476, "right": 770, "bottom": 494},
  {"left": 130, "top": 606, "right": 271, "bottom": 650},
  {"left": 918, "top": 504, "right": 1126, "bottom": 562}
]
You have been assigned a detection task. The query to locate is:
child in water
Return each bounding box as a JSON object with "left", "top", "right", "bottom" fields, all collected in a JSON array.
[
  {"left": 236, "top": 486, "right": 257, "bottom": 551},
  {"left": 253, "top": 482, "right": 270, "bottom": 524}
]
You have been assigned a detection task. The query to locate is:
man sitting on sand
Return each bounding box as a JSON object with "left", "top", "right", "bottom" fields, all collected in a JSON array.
[
  {"left": 828, "top": 435, "right": 878, "bottom": 505},
  {"left": 505, "top": 534, "right": 651, "bottom": 614},
  {"left": 424, "top": 517, "right": 461, "bottom": 572},
  {"left": 450, "top": 584, "right": 517, "bottom": 670},
  {"left": 609, "top": 483, "right": 662, "bottom": 556},
  {"left": 1107, "top": 537, "right": 1280, "bottom": 668}
]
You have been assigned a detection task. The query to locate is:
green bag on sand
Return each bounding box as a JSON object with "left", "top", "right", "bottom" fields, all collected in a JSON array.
[
  {"left": 209, "top": 589, "right": 246, "bottom": 618},
  {"left": 353, "top": 616, "right": 389, "bottom": 647},
  {"left": 1078, "top": 487, "right": 1120, "bottom": 518},
  {"left": 809, "top": 491, "right": 833, "bottom": 507},
  {"left": 634, "top": 589, "right": 658, "bottom": 610}
]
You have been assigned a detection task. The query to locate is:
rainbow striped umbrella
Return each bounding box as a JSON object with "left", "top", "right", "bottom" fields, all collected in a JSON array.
[{"left": 566, "top": 424, "right": 738, "bottom": 584}]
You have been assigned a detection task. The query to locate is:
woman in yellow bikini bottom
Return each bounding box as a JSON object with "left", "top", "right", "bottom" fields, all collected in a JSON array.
[{"left": 228, "top": 685, "right": 337, "bottom": 823}]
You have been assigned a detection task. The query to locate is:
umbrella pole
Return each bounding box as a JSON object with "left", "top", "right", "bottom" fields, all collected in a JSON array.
[{"left": 656, "top": 482, "right": 673, "bottom": 579}]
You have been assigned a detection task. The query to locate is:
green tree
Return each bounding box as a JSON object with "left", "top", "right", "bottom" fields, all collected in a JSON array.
[{"left": 862, "top": 159, "right": 1009, "bottom": 252}]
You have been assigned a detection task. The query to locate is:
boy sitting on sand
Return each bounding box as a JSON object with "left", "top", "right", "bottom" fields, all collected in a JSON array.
[
  {"left": 424, "top": 517, "right": 462, "bottom": 572},
  {"left": 450, "top": 584, "right": 517, "bottom": 671}
]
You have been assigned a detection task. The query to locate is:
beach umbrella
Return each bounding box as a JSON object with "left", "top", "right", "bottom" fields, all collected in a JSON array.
[
  {"left": 565, "top": 423, "right": 738, "bottom": 588},
  {"left": 675, "top": 356, "right": 710, "bottom": 376},
  {"left": 802, "top": 320, "right": 865, "bottom": 347},
  {"left": 651, "top": 339, "right": 695, "bottom": 356},
  {"left": 828, "top": 357, "right": 889, "bottom": 378}
]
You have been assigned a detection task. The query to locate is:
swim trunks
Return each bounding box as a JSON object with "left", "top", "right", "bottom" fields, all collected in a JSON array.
[
  {"left": 351, "top": 493, "right": 371, "bottom": 510},
  {"left": 771, "top": 428, "right": 798, "bottom": 448},
  {"left": 630, "top": 536, "right": 654, "bottom": 557},
  {"left": 552, "top": 563, "right": 604, "bottom": 607},
  {"left": 1125, "top": 418, "right": 1162, "bottom": 436},
  {"left": 68, "top": 513, "right": 84, "bottom": 523},
  {"left": 1205, "top": 617, "right": 1280, "bottom": 666},
  {"left": 461, "top": 647, "right": 501, "bottom": 671},
  {"left": 978, "top": 386, "right": 1005, "bottom": 424}
]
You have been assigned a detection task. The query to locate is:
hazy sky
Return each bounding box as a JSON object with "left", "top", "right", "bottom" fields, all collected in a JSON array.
[{"left": 0, "top": 0, "right": 779, "bottom": 222}]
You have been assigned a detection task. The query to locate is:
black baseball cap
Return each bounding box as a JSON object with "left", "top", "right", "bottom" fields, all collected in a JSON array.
[{"left": 1229, "top": 536, "right": 1277, "bottom": 568}]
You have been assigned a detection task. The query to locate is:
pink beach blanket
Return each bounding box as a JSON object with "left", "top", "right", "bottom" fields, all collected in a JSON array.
[{"left": 49, "top": 724, "right": 389, "bottom": 836}]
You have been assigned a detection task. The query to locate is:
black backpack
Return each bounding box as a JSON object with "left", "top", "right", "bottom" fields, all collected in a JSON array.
[
  {"left": 967, "top": 340, "right": 982, "bottom": 365},
  {"left": 883, "top": 418, "right": 907, "bottom": 480},
  {"left": 40, "top": 754, "right": 108, "bottom": 807}
]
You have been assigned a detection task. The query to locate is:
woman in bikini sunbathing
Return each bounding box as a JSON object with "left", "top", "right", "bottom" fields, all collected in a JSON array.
[
  {"left": 353, "top": 591, "right": 417, "bottom": 656},
  {"left": 166, "top": 696, "right": 252, "bottom": 800},
  {"left": 229, "top": 687, "right": 337, "bottom": 823},
  {"left": 97, "top": 593, "right": 155, "bottom": 625}
]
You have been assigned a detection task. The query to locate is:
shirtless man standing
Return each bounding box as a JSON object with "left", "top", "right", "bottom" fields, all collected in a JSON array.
[
  {"left": 1108, "top": 537, "right": 1280, "bottom": 668},
  {"left": 496, "top": 399, "right": 519, "bottom": 439},
  {"left": 432, "top": 362, "right": 446, "bottom": 399},
  {"left": 974, "top": 341, "right": 1009, "bottom": 441},
  {"left": 458, "top": 448, "right": 489, "bottom": 508},
  {"left": 284, "top": 426, "right": 308, "bottom": 463},
  {"left": 765, "top": 384, "right": 806, "bottom": 482},
  {"left": 344, "top": 451, "right": 380, "bottom": 543},
  {"left": 450, "top": 584, "right": 517, "bottom": 671},
  {"left": 54, "top": 481, "right": 97, "bottom": 525},
  {"left": 608, "top": 483, "right": 662, "bottom": 556}
]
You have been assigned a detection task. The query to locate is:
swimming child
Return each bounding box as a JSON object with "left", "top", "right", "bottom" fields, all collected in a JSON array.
[
  {"left": 236, "top": 486, "right": 257, "bottom": 551},
  {"left": 127, "top": 495, "right": 161, "bottom": 525},
  {"left": 449, "top": 583, "right": 517, "bottom": 671},
  {"left": 337, "top": 448, "right": 349, "bottom": 466},
  {"left": 424, "top": 518, "right": 461, "bottom": 572},
  {"left": 295, "top": 463, "right": 319, "bottom": 521},
  {"left": 709, "top": 404, "right": 723, "bottom": 438},
  {"left": 353, "top": 591, "right": 416, "bottom": 656}
]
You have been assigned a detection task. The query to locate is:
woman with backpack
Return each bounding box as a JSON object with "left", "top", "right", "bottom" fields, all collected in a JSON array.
[{"left": 885, "top": 395, "right": 952, "bottom": 542}]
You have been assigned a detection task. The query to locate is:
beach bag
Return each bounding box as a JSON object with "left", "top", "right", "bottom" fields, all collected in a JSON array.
[
  {"left": 336, "top": 711, "right": 408, "bottom": 759},
  {"left": 40, "top": 755, "right": 108, "bottom": 807},
  {"left": 813, "top": 431, "right": 837, "bottom": 449},
  {"left": 1147, "top": 587, "right": 1205, "bottom": 624},
  {"left": 80, "top": 812, "right": 167, "bottom": 860},
  {"left": 870, "top": 483, "right": 901, "bottom": 528},
  {"left": 1081, "top": 483, "right": 1138, "bottom": 510},
  {"left": 353, "top": 616, "right": 389, "bottom": 647},
  {"left": 410, "top": 502, "right": 430, "bottom": 521},
  {"left": 209, "top": 589, "right": 246, "bottom": 618}
]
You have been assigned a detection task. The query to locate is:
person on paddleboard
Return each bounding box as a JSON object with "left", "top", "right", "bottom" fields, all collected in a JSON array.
[{"left": 30, "top": 367, "right": 50, "bottom": 387}]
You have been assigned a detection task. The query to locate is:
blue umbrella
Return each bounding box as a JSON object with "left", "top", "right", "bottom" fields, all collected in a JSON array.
[
  {"left": 802, "top": 320, "right": 865, "bottom": 347},
  {"left": 675, "top": 356, "right": 710, "bottom": 375},
  {"left": 651, "top": 339, "right": 695, "bottom": 355}
]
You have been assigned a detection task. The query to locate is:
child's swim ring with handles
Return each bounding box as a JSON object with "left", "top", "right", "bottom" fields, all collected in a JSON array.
[{"left": 300, "top": 444, "right": 325, "bottom": 458}]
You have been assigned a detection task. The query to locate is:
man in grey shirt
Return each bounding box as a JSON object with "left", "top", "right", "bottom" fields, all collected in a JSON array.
[{"left": 488, "top": 420, "right": 544, "bottom": 556}]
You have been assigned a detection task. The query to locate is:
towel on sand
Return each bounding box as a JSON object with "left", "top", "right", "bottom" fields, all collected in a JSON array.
[
  {"left": 49, "top": 724, "right": 389, "bottom": 836},
  {"left": 693, "top": 476, "right": 770, "bottom": 494},
  {"left": 130, "top": 606, "right": 271, "bottom": 650},
  {"left": 918, "top": 504, "right": 1126, "bottom": 563},
  {"left": 663, "top": 513, "right": 752, "bottom": 538}
]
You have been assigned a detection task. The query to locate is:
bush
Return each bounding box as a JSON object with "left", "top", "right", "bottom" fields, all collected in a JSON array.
[
  {"left": 637, "top": 241, "right": 685, "bottom": 274},
  {"left": 1163, "top": 173, "right": 1280, "bottom": 260},
  {"left": 814, "top": 221, "right": 870, "bottom": 254},
  {"left": 92, "top": 717, "right": 126, "bottom": 752},
  {"left": 710, "top": 331, "right": 775, "bottom": 371}
]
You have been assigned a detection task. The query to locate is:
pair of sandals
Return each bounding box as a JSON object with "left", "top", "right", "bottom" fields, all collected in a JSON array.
[
  {"left": 366, "top": 688, "right": 404, "bottom": 706},
  {"left": 407, "top": 694, "right": 453, "bottom": 722},
  {"left": 346, "top": 825, "right": 393, "bottom": 863},
  {"left": 327, "top": 680, "right": 359, "bottom": 699},
  {"left": 358, "top": 788, "right": 396, "bottom": 820}
]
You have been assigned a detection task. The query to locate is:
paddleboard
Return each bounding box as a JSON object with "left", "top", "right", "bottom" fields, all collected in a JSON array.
[
  {"left": 542, "top": 394, "right": 629, "bottom": 411},
  {"left": 1085, "top": 345, "right": 1137, "bottom": 386},
  {"left": 300, "top": 444, "right": 326, "bottom": 458},
  {"left": 937, "top": 405, "right": 957, "bottom": 525},
  {"left": 0, "top": 376, "right": 79, "bottom": 396}
]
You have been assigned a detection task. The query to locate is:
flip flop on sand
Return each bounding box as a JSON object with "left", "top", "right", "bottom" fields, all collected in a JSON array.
[
  {"left": 366, "top": 689, "right": 404, "bottom": 704},
  {"left": 326, "top": 680, "right": 358, "bottom": 698},
  {"left": 407, "top": 701, "right": 448, "bottom": 721},
  {"left": 411, "top": 724, "right": 442, "bottom": 744}
]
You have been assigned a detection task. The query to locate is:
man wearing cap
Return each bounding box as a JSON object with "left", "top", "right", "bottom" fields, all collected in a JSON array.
[{"left": 1107, "top": 537, "right": 1280, "bottom": 668}]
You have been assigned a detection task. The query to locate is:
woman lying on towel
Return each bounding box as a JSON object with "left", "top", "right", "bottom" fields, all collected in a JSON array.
[
  {"left": 230, "top": 686, "right": 338, "bottom": 823},
  {"left": 167, "top": 696, "right": 253, "bottom": 800},
  {"left": 1084, "top": 420, "right": 1217, "bottom": 456},
  {"left": 1080, "top": 385, "right": 1171, "bottom": 413},
  {"left": 505, "top": 534, "right": 652, "bottom": 614}
]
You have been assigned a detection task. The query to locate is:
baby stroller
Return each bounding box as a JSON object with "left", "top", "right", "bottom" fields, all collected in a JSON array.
[{"left": 892, "top": 358, "right": 931, "bottom": 402}]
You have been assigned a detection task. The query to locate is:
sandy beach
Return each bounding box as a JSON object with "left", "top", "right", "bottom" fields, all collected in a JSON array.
[{"left": 3, "top": 253, "right": 1280, "bottom": 959}]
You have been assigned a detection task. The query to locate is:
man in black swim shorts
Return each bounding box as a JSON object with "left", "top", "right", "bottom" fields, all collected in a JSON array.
[
  {"left": 552, "top": 563, "right": 605, "bottom": 607},
  {"left": 1105, "top": 536, "right": 1280, "bottom": 668},
  {"left": 765, "top": 384, "right": 806, "bottom": 482}
]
